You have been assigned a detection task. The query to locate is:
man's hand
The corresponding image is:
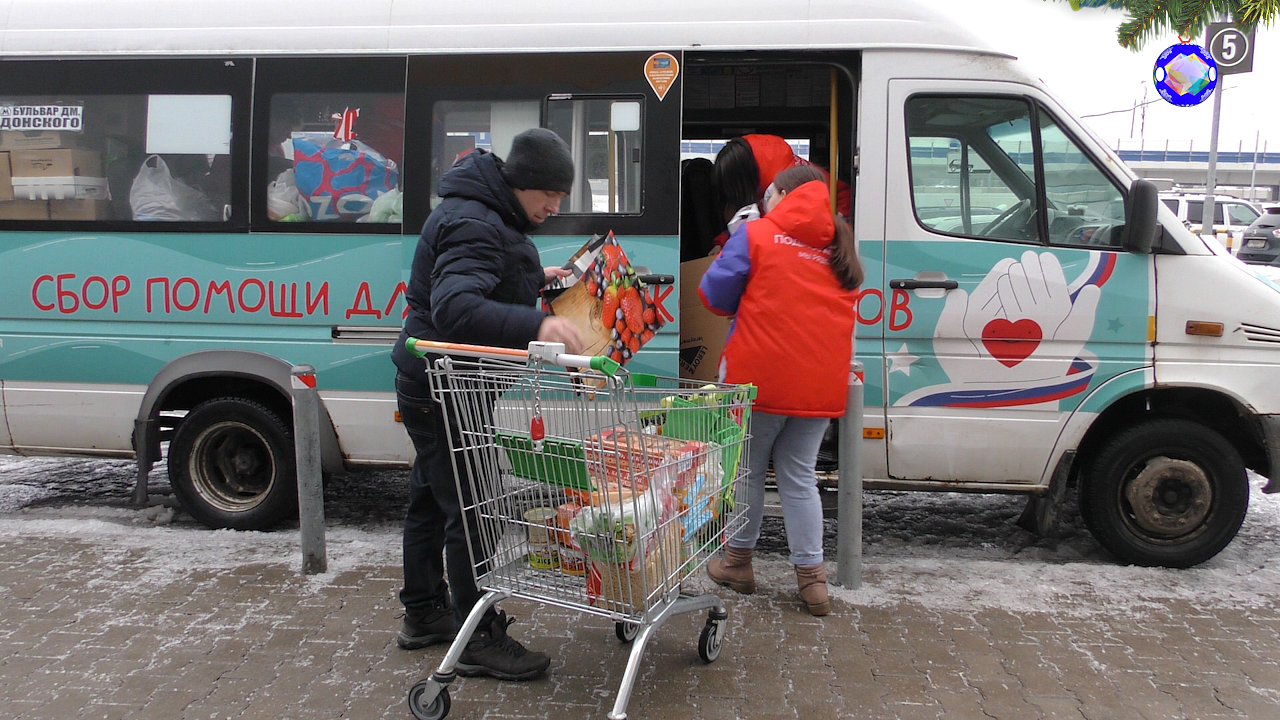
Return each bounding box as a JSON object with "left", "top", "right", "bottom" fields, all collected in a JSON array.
[
  {"left": 544, "top": 266, "right": 572, "bottom": 286},
  {"left": 538, "top": 316, "right": 584, "bottom": 355}
]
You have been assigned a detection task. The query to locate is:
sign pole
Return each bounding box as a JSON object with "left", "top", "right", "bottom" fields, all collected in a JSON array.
[{"left": 1202, "top": 80, "right": 1223, "bottom": 247}]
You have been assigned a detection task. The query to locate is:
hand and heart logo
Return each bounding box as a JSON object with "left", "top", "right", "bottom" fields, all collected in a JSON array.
[{"left": 980, "top": 318, "right": 1042, "bottom": 368}]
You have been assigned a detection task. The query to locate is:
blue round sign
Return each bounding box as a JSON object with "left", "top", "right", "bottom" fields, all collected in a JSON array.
[{"left": 1154, "top": 43, "right": 1218, "bottom": 106}]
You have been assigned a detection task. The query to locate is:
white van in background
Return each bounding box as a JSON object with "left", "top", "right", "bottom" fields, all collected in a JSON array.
[{"left": 1159, "top": 192, "right": 1262, "bottom": 253}]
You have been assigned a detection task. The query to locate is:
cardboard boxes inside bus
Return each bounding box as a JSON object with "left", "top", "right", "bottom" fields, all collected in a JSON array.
[
  {"left": 0, "top": 130, "right": 90, "bottom": 151},
  {"left": 0, "top": 152, "right": 12, "bottom": 202},
  {"left": 679, "top": 255, "right": 731, "bottom": 382},
  {"left": 5, "top": 148, "right": 110, "bottom": 219},
  {"left": 0, "top": 151, "right": 50, "bottom": 219}
]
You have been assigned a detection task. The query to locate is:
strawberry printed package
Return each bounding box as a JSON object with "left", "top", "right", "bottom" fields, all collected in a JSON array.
[{"left": 545, "top": 232, "right": 672, "bottom": 365}]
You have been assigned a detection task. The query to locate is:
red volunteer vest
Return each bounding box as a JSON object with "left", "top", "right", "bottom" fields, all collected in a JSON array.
[{"left": 721, "top": 182, "right": 859, "bottom": 417}]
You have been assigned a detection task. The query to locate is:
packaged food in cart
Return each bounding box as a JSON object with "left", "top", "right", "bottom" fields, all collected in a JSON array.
[
  {"left": 584, "top": 425, "right": 706, "bottom": 490},
  {"left": 402, "top": 335, "right": 756, "bottom": 720},
  {"left": 586, "top": 522, "right": 686, "bottom": 614},
  {"left": 567, "top": 484, "right": 664, "bottom": 568}
]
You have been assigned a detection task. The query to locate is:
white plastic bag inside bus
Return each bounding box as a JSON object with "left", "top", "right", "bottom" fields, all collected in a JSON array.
[{"left": 130, "top": 155, "right": 219, "bottom": 222}]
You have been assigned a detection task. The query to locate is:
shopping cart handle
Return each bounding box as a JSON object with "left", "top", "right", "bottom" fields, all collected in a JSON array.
[{"left": 405, "top": 338, "right": 620, "bottom": 376}]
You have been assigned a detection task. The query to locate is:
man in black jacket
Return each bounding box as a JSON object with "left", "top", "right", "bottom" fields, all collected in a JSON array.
[{"left": 391, "top": 128, "right": 582, "bottom": 680}]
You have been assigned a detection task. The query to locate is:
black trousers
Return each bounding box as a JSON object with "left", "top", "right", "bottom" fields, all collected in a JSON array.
[{"left": 395, "top": 370, "right": 494, "bottom": 629}]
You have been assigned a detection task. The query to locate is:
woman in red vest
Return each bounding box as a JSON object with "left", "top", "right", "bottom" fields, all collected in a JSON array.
[{"left": 699, "top": 165, "right": 863, "bottom": 615}]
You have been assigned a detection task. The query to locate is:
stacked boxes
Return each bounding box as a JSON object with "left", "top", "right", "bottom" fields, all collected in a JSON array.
[
  {"left": 0, "top": 133, "right": 108, "bottom": 220},
  {"left": 0, "top": 151, "right": 48, "bottom": 219}
]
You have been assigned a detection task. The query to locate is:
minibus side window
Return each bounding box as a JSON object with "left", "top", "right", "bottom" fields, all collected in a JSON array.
[
  {"left": 545, "top": 97, "right": 643, "bottom": 214},
  {"left": 1037, "top": 112, "right": 1126, "bottom": 247},
  {"left": 429, "top": 97, "right": 644, "bottom": 215},
  {"left": 429, "top": 100, "right": 540, "bottom": 210},
  {"left": 0, "top": 93, "right": 232, "bottom": 223},
  {"left": 264, "top": 92, "right": 404, "bottom": 224},
  {"left": 906, "top": 96, "right": 1034, "bottom": 242}
]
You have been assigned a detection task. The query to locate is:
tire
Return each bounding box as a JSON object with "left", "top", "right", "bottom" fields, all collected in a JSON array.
[
  {"left": 698, "top": 618, "right": 725, "bottom": 663},
  {"left": 408, "top": 683, "right": 450, "bottom": 720},
  {"left": 615, "top": 621, "right": 639, "bottom": 643},
  {"left": 1081, "top": 419, "right": 1249, "bottom": 568},
  {"left": 167, "top": 397, "right": 297, "bottom": 530}
]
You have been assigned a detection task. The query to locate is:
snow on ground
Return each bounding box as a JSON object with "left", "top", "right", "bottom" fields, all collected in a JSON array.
[{"left": 3, "top": 455, "right": 1280, "bottom": 615}]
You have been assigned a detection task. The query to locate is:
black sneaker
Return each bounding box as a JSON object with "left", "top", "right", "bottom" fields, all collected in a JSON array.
[
  {"left": 397, "top": 604, "right": 457, "bottom": 650},
  {"left": 456, "top": 610, "right": 550, "bottom": 681}
]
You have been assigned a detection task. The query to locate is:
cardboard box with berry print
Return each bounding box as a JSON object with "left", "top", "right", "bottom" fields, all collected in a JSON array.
[{"left": 544, "top": 232, "right": 670, "bottom": 366}]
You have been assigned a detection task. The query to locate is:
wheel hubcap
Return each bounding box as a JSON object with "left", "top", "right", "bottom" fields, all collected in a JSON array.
[
  {"left": 1124, "top": 457, "right": 1212, "bottom": 538},
  {"left": 189, "top": 421, "right": 275, "bottom": 512}
]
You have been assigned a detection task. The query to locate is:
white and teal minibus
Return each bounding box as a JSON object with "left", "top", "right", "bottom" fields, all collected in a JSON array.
[{"left": 3, "top": 0, "right": 1279, "bottom": 568}]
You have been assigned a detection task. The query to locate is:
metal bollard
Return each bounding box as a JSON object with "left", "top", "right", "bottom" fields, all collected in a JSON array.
[
  {"left": 834, "top": 360, "right": 864, "bottom": 589},
  {"left": 290, "top": 365, "right": 327, "bottom": 575}
]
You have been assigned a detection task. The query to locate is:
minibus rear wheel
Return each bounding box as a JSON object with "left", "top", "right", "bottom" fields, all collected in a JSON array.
[
  {"left": 1081, "top": 419, "right": 1248, "bottom": 568},
  {"left": 167, "top": 397, "right": 298, "bottom": 530}
]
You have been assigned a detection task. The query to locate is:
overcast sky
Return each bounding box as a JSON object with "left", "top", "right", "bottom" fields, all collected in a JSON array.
[{"left": 914, "top": 0, "right": 1280, "bottom": 153}]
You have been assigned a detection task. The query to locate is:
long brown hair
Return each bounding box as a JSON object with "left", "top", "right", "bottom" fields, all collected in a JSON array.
[{"left": 771, "top": 166, "right": 864, "bottom": 291}]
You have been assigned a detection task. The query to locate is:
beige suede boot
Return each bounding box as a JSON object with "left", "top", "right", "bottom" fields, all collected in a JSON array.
[
  {"left": 794, "top": 563, "right": 830, "bottom": 616},
  {"left": 706, "top": 546, "right": 756, "bottom": 594}
]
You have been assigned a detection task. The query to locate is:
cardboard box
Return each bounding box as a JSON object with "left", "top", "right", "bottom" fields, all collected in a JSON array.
[
  {"left": 0, "top": 152, "right": 12, "bottom": 202},
  {"left": 9, "top": 149, "right": 103, "bottom": 179},
  {"left": 49, "top": 199, "right": 111, "bottom": 221},
  {"left": 547, "top": 233, "right": 668, "bottom": 365},
  {"left": 13, "top": 176, "right": 110, "bottom": 201},
  {"left": 588, "top": 523, "right": 685, "bottom": 614},
  {"left": 0, "top": 200, "right": 50, "bottom": 220},
  {"left": 679, "top": 255, "right": 732, "bottom": 382},
  {"left": 0, "top": 130, "right": 89, "bottom": 151}
]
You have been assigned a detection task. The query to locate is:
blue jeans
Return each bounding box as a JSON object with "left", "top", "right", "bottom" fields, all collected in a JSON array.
[
  {"left": 730, "top": 411, "right": 829, "bottom": 566},
  {"left": 395, "top": 371, "right": 495, "bottom": 629}
]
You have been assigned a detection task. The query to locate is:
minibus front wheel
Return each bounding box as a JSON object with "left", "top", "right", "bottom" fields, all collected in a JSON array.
[
  {"left": 168, "top": 396, "right": 298, "bottom": 530},
  {"left": 1081, "top": 419, "right": 1249, "bottom": 568}
]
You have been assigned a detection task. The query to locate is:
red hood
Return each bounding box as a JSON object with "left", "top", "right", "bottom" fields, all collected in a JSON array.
[
  {"left": 764, "top": 180, "right": 835, "bottom": 249},
  {"left": 745, "top": 134, "right": 800, "bottom": 196}
]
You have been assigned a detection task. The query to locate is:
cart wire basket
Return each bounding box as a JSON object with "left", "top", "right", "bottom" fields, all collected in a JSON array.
[{"left": 404, "top": 339, "right": 754, "bottom": 720}]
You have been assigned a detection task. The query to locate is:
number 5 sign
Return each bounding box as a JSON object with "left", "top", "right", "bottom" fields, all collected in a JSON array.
[{"left": 1206, "top": 22, "right": 1255, "bottom": 75}]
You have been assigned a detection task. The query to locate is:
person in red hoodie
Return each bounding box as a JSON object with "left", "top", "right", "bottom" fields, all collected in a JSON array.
[
  {"left": 713, "top": 134, "right": 852, "bottom": 244},
  {"left": 699, "top": 165, "right": 863, "bottom": 615}
]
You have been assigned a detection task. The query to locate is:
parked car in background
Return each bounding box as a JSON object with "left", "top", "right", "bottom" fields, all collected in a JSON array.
[
  {"left": 1239, "top": 206, "right": 1280, "bottom": 265},
  {"left": 1159, "top": 192, "right": 1261, "bottom": 253}
]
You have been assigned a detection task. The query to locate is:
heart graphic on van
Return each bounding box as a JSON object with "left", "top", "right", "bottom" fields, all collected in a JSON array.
[{"left": 981, "top": 319, "right": 1042, "bottom": 367}]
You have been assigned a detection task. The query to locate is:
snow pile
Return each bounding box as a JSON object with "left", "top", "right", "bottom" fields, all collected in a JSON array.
[{"left": 3, "top": 456, "right": 1280, "bottom": 615}]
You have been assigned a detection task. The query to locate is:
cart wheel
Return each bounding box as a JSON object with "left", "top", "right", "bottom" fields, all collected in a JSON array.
[
  {"left": 615, "top": 621, "right": 639, "bottom": 643},
  {"left": 408, "top": 681, "right": 450, "bottom": 720},
  {"left": 698, "top": 618, "right": 725, "bottom": 663}
]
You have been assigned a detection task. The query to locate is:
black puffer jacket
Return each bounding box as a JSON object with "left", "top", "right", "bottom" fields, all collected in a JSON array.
[{"left": 392, "top": 150, "right": 546, "bottom": 375}]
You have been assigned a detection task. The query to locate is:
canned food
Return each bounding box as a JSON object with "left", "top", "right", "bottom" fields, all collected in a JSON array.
[
  {"left": 558, "top": 540, "right": 585, "bottom": 576},
  {"left": 529, "top": 541, "right": 559, "bottom": 570},
  {"left": 524, "top": 507, "right": 558, "bottom": 545}
]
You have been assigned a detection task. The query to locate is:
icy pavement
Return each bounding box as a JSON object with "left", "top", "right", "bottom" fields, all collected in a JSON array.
[{"left": 2, "top": 456, "right": 1280, "bottom": 718}]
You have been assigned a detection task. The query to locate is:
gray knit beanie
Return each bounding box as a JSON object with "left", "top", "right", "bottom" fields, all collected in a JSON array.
[{"left": 501, "top": 128, "right": 575, "bottom": 194}]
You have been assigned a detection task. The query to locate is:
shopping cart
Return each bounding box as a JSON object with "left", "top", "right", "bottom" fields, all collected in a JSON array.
[{"left": 403, "top": 339, "right": 754, "bottom": 720}]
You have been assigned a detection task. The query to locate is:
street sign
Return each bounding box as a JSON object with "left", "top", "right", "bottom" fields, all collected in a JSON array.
[{"left": 1206, "top": 23, "right": 1255, "bottom": 75}]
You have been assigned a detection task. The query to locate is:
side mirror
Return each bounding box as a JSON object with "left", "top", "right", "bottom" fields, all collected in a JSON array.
[{"left": 1124, "top": 179, "right": 1159, "bottom": 254}]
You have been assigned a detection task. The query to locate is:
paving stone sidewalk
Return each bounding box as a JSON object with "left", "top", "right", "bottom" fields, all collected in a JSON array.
[{"left": 2, "top": 533, "right": 1279, "bottom": 720}]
